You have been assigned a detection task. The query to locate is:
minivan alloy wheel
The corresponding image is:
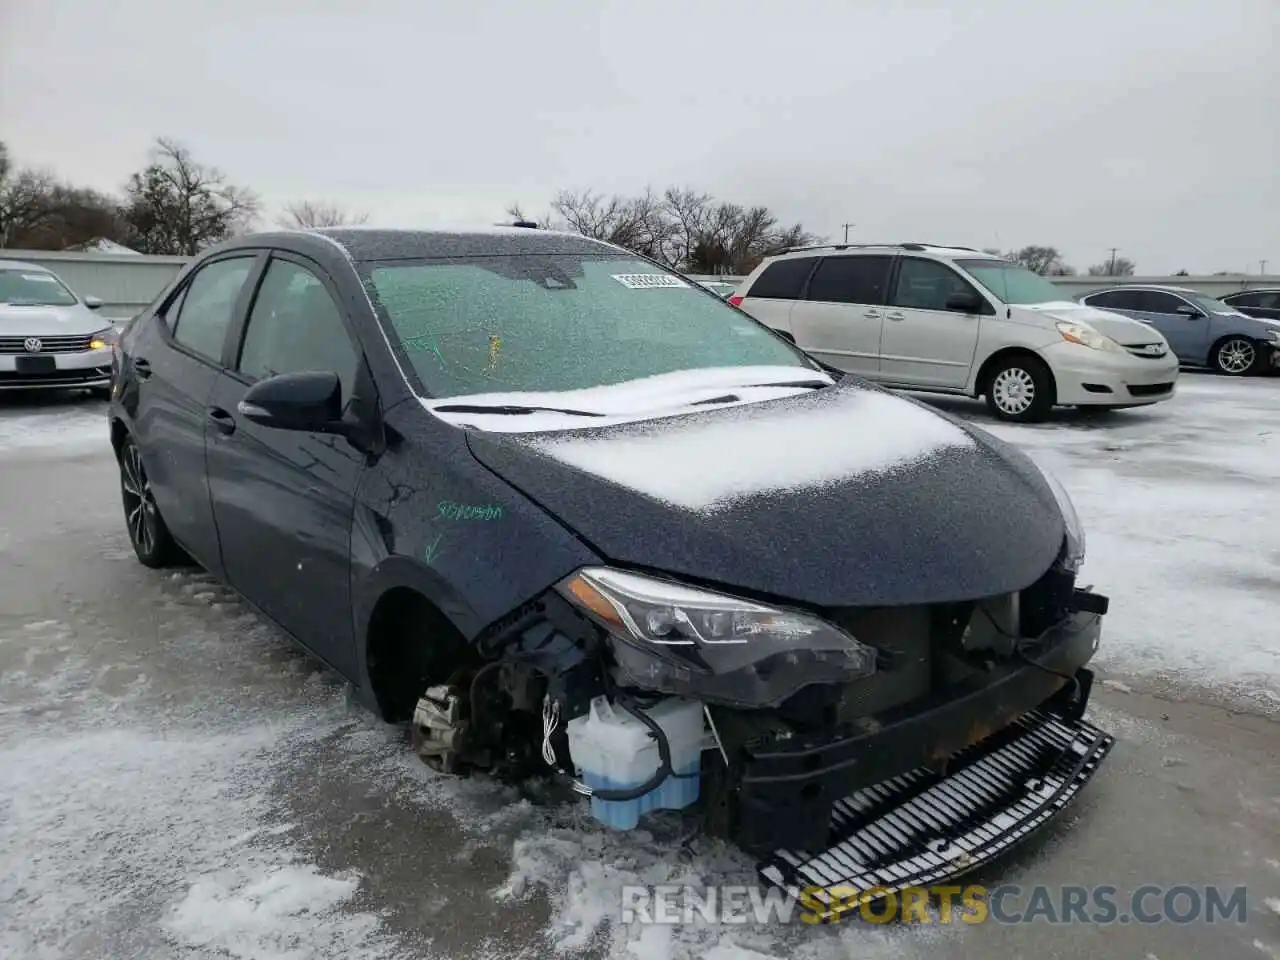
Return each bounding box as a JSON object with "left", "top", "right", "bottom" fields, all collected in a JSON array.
[
  {"left": 1214, "top": 338, "right": 1255, "bottom": 375},
  {"left": 992, "top": 367, "right": 1037, "bottom": 416}
]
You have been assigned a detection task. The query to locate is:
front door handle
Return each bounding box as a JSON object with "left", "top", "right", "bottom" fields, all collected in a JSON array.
[
  {"left": 864, "top": 310, "right": 883, "bottom": 319},
  {"left": 133, "top": 357, "right": 152, "bottom": 380},
  {"left": 886, "top": 312, "right": 906, "bottom": 321},
  {"left": 207, "top": 407, "right": 237, "bottom": 436}
]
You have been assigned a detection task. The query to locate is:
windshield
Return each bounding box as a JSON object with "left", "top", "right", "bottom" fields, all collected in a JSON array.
[
  {"left": 954, "top": 259, "right": 1072, "bottom": 306},
  {"left": 1191, "top": 293, "right": 1240, "bottom": 315},
  {"left": 0, "top": 268, "right": 79, "bottom": 307},
  {"left": 361, "top": 254, "right": 815, "bottom": 397}
]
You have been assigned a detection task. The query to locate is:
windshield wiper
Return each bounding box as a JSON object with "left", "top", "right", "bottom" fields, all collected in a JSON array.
[
  {"left": 739, "top": 379, "right": 830, "bottom": 390},
  {"left": 432, "top": 403, "right": 605, "bottom": 417}
]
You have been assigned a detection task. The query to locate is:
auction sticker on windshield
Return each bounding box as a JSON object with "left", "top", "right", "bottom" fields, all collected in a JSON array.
[{"left": 611, "top": 274, "right": 690, "bottom": 289}]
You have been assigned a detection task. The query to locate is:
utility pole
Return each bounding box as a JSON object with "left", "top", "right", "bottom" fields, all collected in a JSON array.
[
  {"left": 842, "top": 223, "right": 855, "bottom": 244},
  {"left": 1107, "top": 247, "right": 1119, "bottom": 274},
  {"left": 1261, "top": 259, "right": 1268, "bottom": 275}
]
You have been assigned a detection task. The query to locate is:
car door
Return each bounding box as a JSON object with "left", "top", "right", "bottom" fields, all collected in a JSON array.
[
  {"left": 204, "top": 252, "right": 369, "bottom": 679},
  {"left": 878, "top": 256, "right": 989, "bottom": 388},
  {"left": 1133, "top": 291, "right": 1209, "bottom": 363},
  {"left": 787, "top": 255, "right": 893, "bottom": 377},
  {"left": 126, "top": 254, "right": 261, "bottom": 573}
]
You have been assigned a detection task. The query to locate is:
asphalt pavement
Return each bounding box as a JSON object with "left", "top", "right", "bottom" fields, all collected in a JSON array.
[{"left": 0, "top": 386, "right": 1277, "bottom": 960}]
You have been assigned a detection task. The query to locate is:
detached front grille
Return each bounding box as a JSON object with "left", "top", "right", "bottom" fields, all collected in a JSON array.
[{"left": 0, "top": 334, "right": 95, "bottom": 354}]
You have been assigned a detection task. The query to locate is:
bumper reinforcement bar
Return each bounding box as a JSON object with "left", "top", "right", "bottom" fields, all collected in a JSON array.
[{"left": 757, "top": 709, "right": 1114, "bottom": 920}]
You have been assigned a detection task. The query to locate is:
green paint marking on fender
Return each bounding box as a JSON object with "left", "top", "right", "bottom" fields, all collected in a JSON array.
[
  {"left": 423, "top": 532, "right": 445, "bottom": 564},
  {"left": 436, "top": 501, "right": 504, "bottom": 521}
]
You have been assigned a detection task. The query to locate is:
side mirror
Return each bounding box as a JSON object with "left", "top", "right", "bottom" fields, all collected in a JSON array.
[
  {"left": 237, "top": 371, "right": 346, "bottom": 434},
  {"left": 83, "top": 295, "right": 104, "bottom": 310},
  {"left": 945, "top": 292, "right": 983, "bottom": 313},
  {"left": 1175, "top": 304, "right": 1202, "bottom": 318}
]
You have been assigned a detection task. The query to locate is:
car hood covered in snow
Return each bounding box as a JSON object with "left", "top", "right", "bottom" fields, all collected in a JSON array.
[
  {"left": 0, "top": 303, "right": 108, "bottom": 336},
  {"left": 463, "top": 379, "right": 1066, "bottom": 608},
  {"left": 1020, "top": 301, "right": 1165, "bottom": 345}
]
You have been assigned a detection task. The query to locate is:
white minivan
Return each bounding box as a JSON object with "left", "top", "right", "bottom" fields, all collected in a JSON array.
[{"left": 731, "top": 243, "right": 1179, "bottom": 422}]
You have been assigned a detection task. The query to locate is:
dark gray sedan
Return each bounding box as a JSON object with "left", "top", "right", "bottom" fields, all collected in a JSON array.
[{"left": 1080, "top": 285, "right": 1280, "bottom": 375}]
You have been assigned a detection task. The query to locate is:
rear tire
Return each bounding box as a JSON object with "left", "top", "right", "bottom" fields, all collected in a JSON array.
[
  {"left": 1210, "top": 336, "right": 1260, "bottom": 376},
  {"left": 984, "top": 355, "right": 1055, "bottom": 423},
  {"left": 118, "top": 434, "right": 185, "bottom": 568}
]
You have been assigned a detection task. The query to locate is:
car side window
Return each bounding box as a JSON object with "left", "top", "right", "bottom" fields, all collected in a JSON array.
[
  {"left": 171, "top": 258, "right": 256, "bottom": 361},
  {"left": 1230, "top": 292, "right": 1273, "bottom": 308},
  {"left": 1086, "top": 290, "right": 1141, "bottom": 310},
  {"left": 747, "top": 258, "right": 816, "bottom": 300},
  {"left": 890, "top": 257, "right": 983, "bottom": 312},
  {"left": 237, "top": 258, "right": 359, "bottom": 407},
  {"left": 1143, "top": 291, "right": 1190, "bottom": 315},
  {"left": 805, "top": 255, "right": 893, "bottom": 306}
]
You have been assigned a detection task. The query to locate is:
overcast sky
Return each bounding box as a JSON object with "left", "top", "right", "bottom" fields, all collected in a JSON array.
[{"left": 3, "top": 0, "right": 1277, "bottom": 274}]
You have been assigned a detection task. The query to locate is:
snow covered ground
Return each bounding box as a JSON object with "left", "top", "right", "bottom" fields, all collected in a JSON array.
[
  {"left": 0, "top": 375, "right": 1277, "bottom": 960},
  {"left": 969, "top": 374, "right": 1280, "bottom": 712}
]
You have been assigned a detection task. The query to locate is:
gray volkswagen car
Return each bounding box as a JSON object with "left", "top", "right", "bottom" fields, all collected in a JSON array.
[
  {"left": 0, "top": 259, "right": 118, "bottom": 393},
  {"left": 1080, "top": 284, "right": 1280, "bottom": 376}
]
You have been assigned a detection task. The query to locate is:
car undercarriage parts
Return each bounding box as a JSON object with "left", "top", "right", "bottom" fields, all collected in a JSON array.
[{"left": 411, "top": 683, "right": 468, "bottom": 773}]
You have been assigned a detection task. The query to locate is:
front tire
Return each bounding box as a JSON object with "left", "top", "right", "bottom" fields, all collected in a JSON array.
[
  {"left": 985, "top": 355, "right": 1055, "bottom": 423},
  {"left": 1211, "top": 337, "right": 1259, "bottom": 376},
  {"left": 118, "top": 435, "right": 185, "bottom": 568}
]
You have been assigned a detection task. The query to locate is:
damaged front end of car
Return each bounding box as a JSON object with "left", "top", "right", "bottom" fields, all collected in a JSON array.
[{"left": 408, "top": 528, "right": 1113, "bottom": 917}]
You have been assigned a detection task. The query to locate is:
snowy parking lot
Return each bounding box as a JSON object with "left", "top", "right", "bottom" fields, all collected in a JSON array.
[{"left": 1, "top": 375, "right": 1278, "bottom": 960}]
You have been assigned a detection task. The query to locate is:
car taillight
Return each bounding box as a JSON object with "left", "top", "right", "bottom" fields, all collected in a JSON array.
[{"left": 728, "top": 294, "right": 744, "bottom": 307}]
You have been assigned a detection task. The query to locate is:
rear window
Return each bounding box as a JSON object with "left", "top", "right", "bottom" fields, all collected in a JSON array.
[
  {"left": 362, "top": 254, "right": 815, "bottom": 398},
  {"left": 745, "top": 257, "right": 816, "bottom": 300}
]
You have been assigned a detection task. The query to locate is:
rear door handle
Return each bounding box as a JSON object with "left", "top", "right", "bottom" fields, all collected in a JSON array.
[
  {"left": 886, "top": 312, "right": 906, "bottom": 321},
  {"left": 864, "top": 310, "right": 883, "bottom": 319},
  {"left": 133, "top": 357, "right": 152, "bottom": 380},
  {"left": 207, "top": 407, "right": 237, "bottom": 436}
]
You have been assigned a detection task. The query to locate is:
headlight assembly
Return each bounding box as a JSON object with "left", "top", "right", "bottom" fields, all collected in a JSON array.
[
  {"left": 1056, "top": 321, "right": 1124, "bottom": 353},
  {"left": 1038, "top": 467, "right": 1086, "bottom": 572},
  {"left": 557, "top": 567, "right": 876, "bottom": 709}
]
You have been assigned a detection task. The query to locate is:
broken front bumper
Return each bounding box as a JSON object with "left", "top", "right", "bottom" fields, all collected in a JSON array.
[
  {"left": 730, "top": 610, "right": 1113, "bottom": 913},
  {"left": 759, "top": 706, "right": 1113, "bottom": 920}
]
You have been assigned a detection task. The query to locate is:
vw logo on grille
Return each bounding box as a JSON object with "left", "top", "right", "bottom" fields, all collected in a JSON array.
[{"left": 23, "top": 337, "right": 42, "bottom": 353}]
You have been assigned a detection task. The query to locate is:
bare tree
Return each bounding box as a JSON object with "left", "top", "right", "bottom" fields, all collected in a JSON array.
[
  {"left": 1087, "top": 258, "right": 1136, "bottom": 276},
  {"left": 121, "top": 137, "right": 259, "bottom": 255},
  {"left": 1005, "top": 245, "right": 1069, "bottom": 275},
  {"left": 503, "top": 202, "right": 558, "bottom": 229},
  {"left": 277, "top": 199, "right": 369, "bottom": 229},
  {"left": 0, "top": 140, "right": 130, "bottom": 249},
  {"left": 550, "top": 188, "right": 676, "bottom": 261}
]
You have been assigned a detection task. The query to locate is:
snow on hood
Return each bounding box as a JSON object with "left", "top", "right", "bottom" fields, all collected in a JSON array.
[
  {"left": 1021, "top": 301, "right": 1164, "bottom": 345},
  {"left": 0, "top": 303, "right": 108, "bottom": 336},
  {"left": 526, "top": 383, "right": 973, "bottom": 512}
]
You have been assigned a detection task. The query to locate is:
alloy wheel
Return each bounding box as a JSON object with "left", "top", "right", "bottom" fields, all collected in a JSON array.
[
  {"left": 992, "top": 367, "right": 1036, "bottom": 416},
  {"left": 120, "top": 443, "right": 157, "bottom": 556},
  {"left": 1216, "top": 339, "right": 1255, "bottom": 375}
]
